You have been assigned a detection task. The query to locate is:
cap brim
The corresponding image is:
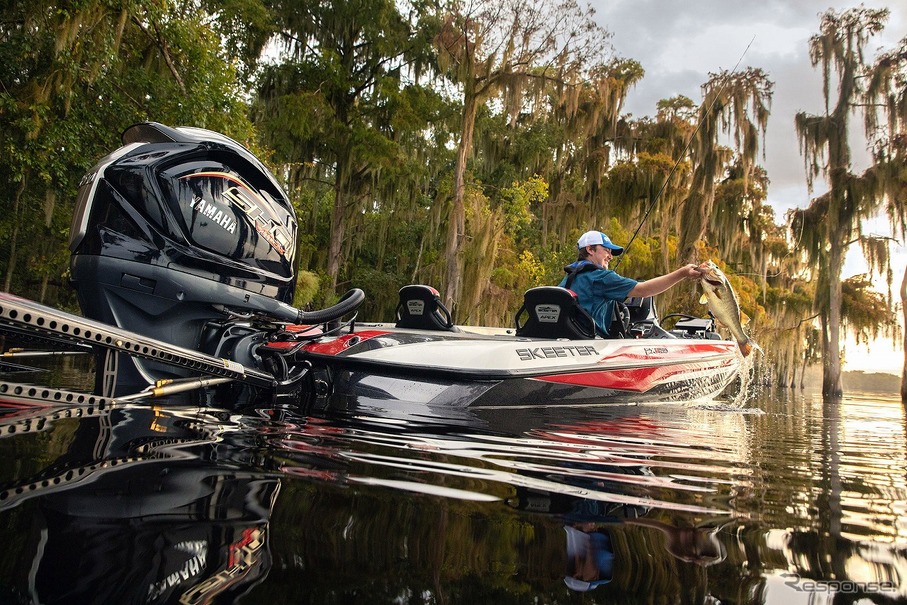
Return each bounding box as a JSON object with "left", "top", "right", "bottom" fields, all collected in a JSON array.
[
  {"left": 605, "top": 245, "right": 623, "bottom": 256},
  {"left": 564, "top": 577, "right": 611, "bottom": 591}
]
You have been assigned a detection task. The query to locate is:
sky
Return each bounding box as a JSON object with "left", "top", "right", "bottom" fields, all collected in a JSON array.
[{"left": 588, "top": 0, "right": 906, "bottom": 374}]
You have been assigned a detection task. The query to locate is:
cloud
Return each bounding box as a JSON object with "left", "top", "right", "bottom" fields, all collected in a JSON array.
[{"left": 591, "top": 0, "right": 904, "bottom": 212}]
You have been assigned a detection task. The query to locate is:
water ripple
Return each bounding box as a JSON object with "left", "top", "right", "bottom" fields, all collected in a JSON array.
[{"left": 264, "top": 404, "right": 761, "bottom": 517}]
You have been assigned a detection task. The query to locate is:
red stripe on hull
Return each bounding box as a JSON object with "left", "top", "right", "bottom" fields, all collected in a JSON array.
[
  {"left": 532, "top": 358, "right": 736, "bottom": 393},
  {"left": 300, "top": 330, "right": 390, "bottom": 356},
  {"left": 602, "top": 342, "right": 737, "bottom": 364}
]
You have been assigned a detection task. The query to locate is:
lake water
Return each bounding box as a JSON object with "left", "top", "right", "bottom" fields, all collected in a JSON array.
[{"left": 0, "top": 355, "right": 905, "bottom": 604}]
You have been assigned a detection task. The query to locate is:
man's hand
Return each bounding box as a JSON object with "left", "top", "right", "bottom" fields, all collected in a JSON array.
[{"left": 680, "top": 263, "right": 708, "bottom": 279}]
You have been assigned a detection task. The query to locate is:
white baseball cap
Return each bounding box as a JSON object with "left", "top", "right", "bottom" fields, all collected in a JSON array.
[{"left": 577, "top": 231, "right": 624, "bottom": 255}]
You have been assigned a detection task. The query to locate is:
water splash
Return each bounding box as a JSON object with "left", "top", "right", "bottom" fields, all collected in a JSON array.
[{"left": 729, "top": 347, "right": 764, "bottom": 407}]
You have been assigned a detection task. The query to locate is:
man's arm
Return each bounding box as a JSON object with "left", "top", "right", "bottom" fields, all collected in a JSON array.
[{"left": 627, "top": 264, "right": 704, "bottom": 298}]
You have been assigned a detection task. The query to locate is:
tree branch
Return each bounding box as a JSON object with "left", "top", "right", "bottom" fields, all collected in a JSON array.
[
  {"left": 132, "top": 15, "right": 186, "bottom": 95},
  {"left": 780, "top": 313, "right": 821, "bottom": 331}
]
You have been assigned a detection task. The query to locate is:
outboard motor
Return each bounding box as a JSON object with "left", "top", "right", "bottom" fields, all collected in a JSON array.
[{"left": 69, "top": 122, "right": 360, "bottom": 395}]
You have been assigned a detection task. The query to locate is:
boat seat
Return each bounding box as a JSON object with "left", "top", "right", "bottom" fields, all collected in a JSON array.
[
  {"left": 622, "top": 295, "right": 673, "bottom": 338},
  {"left": 624, "top": 296, "right": 657, "bottom": 325},
  {"left": 610, "top": 300, "right": 630, "bottom": 338},
  {"left": 395, "top": 285, "right": 459, "bottom": 331},
  {"left": 515, "top": 287, "right": 597, "bottom": 340}
]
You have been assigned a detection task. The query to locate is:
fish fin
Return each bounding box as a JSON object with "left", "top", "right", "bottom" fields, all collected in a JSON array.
[
  {"left": 741, "top": 312, "right": 750, "bottom": 326},
  {"left": 739, "top": 340, "right": 753, "bottom": 357},
  {"left": 699, "top": 294, "right": 708, "bottom": 305}
]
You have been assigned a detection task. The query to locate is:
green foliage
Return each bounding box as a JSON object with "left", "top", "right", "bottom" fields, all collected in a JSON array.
[
  {"left": 351, "top": 266, "right": 405, "bottom": 322},
  {"left": 842, "top": 274, "right": 897, "bottom": 345},
  {"left": 0, "top": 0, "right": 255, "bottom": 306},
  {"left": 497, "top": 176, "right": 547, "bottom": 239},
  {"left": 293, "top": 270, "right": 320, "bottom": 308},
  {"left": 253, "top": 0, "right": 442, "bottom": 288}
]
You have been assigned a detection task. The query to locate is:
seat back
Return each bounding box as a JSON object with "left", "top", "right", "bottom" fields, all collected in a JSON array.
[
  {"left": 395, "top": 285, "right": 457, "bottom": 331},
  {"left": 624, "top": 296, "right": 657, "bottom": 325},
  {"left": 515, "top": 287, "right": 596, "bottom": 339}
]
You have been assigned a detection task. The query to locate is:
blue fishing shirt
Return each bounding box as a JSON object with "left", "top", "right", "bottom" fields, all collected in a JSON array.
[{"left": 559, "top": 261, "right": 638, "bottom": 336}]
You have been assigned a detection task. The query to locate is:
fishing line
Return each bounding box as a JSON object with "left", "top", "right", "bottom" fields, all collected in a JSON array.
[{"left": 613, "top": 35, "right": 756, "bottom": 269}]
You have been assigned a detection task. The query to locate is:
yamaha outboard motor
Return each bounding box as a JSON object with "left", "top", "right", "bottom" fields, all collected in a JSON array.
[{"left": 69, "top": 122, "right": 361, "bottom": 395}]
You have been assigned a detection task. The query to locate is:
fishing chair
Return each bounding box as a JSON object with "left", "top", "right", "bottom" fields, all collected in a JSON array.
[
  {"left": 515, "top": 287, "right": 597, "bottom": 340},
  {"left": 395, "top": 285, "right": 459, "bottom": 331},
  {"left": 624, "top": 296, "right": 675, "bottom": 338},
  {"left": 624, "top": 296, "right": 656, "bottom": 325}
]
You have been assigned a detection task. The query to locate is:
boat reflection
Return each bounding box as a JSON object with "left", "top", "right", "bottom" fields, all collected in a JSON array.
[
  {"left": 0, "top": 383, "right": 739, "bottom": 602},
  {"left": 0, "top": 387, "right": 279, "bottom": 604},
  {"left": 263, "top": 402, "right": 739, "bottom": 598}
]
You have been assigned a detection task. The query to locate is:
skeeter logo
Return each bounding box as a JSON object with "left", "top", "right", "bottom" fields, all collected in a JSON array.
[
  {"left": 516, "top": 345, "right": 597, "bottom": 361},
  {"left": 181, "top": 171, "right": 293, "bottom": 258}
]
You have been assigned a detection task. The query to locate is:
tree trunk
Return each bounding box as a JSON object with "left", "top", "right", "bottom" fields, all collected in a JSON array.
[
  {"left": 38, "top": 189, "right": 56, "bottom": 304},
  {"left": 327, "top": 154, "right": 352, "bottom": 289},
  {"left": 444, "top": 90, "right": 478, "bottom": 312},
  {"left": 3, "top": 175, "right": 27, "bottom": 292},
  {"left": 822, "top": 244, "right": 844, "bottom": 398},
  {"left": 901, "top": 264, "right": 907, "bottom": 403},
  {"left": 819, "top": 65, "right": 851, "bottom": 401}
]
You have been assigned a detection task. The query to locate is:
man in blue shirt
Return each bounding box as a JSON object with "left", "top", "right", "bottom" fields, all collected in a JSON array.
[{"left": 559, "top": 230, "right": 706, "bottom": 336}]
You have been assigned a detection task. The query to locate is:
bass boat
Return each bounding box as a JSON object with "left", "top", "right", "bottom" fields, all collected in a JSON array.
[
  {"left": 1, "top": 122, "right": 743, "bottom": 408},
  {"left": 288, "top": 286, "right": 741, "bottom": 408}
]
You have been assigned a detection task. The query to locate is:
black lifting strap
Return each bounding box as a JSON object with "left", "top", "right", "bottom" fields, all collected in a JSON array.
[{"left": 564, "top": 262, "right": 596, "bottom": 290}]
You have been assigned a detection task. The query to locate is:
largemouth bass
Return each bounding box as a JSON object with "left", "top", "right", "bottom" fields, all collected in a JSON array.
[{"left": 698, "top": 261, "right": 755, "bottom": 357}]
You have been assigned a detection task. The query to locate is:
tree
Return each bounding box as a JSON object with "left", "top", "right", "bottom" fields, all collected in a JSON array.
[
  {"left": 793, "top": 6, "right": 889, "bottom": 398},
  {"left": 677, "top": 68, "right": 772, "bottom": 265},
  {"left": 254, "top": 0, "right": 437, "bottom": 290},
  {"left": 538, "top": 59, "right": 645, "bottom": 253},
  {"left": 0, "top": 1, "right": 254, "bottom": 306},
  {"left": 432, "top": 0, "right": 611, "bottom": 312},
  {"left": 863, "top": 35, "right": 907, "bottom": 399}
]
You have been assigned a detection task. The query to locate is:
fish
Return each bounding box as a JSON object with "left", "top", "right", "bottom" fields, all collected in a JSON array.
[{"left": 697, "top": 260, "right": 755, "bottom": 357}]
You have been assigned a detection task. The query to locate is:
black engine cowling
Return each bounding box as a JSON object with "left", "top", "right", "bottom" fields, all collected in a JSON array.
[{"left": 69, "top": 122, "right": 301, "bottom": 391}]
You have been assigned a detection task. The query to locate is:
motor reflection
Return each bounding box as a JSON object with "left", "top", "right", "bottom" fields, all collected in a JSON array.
[{"left": 0, "top": 396, "right": 279, "bottom": 605}]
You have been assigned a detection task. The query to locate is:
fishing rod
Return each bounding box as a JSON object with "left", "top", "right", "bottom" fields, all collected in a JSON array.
[
  {"left": 116, "top": 376, "right": 237, "bottom": 402},
  {"left": 613, "top": 35, "right": 755, "bottom": 269}
]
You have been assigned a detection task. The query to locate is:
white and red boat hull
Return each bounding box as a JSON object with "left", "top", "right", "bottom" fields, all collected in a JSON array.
[{"left": 297, "top": 325, "right": 742, "bottom": 407}]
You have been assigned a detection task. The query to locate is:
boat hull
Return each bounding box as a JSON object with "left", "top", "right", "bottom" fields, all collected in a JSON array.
[{"left": 297, "top": 324, "right": 742, "bottom": 408}]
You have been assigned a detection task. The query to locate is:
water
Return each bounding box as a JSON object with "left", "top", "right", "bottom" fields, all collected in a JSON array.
[{"left": 0, "top": 356, "right": 905, "bottom": 603}]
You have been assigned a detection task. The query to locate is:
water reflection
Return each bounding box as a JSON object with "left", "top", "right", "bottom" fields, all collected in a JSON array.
[
  {"left": 0, "top": 393, "right": 280, "bottom": 604},
  {"left": 0, "top": 379, "right": 905, "bottom": 603}
]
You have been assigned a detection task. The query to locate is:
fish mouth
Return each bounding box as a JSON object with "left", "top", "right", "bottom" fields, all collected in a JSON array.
[{"left": 700, "top": 272, "right": 724, "bottom": 287}]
